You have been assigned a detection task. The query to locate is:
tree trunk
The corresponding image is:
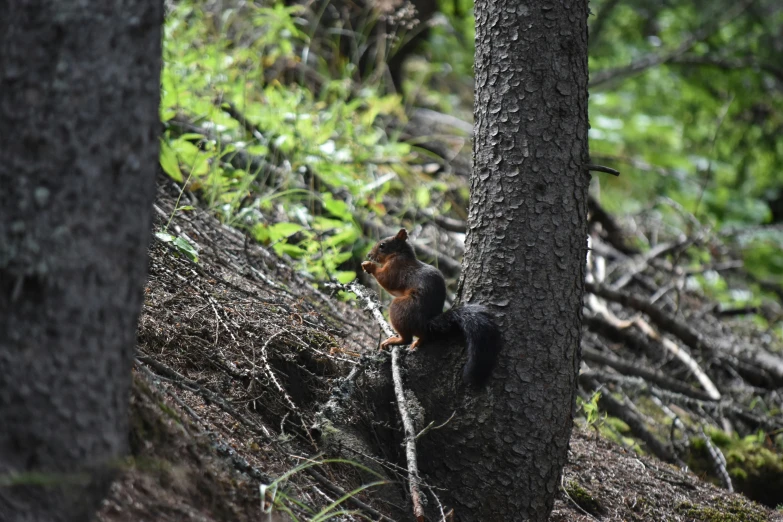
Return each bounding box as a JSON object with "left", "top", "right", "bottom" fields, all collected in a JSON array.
[
  {"left": 405, "top": 1, "right": 590, "bottom": 520},
  {"left": 0, "top": 2, "right": 162, "bottom": 520}
]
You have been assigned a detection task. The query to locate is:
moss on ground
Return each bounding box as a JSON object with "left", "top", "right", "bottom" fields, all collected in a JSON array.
[
  {"left": 676, "top": 498, "right": 768, "bottom": 522},
  {"left": 689, "top": 428, "right": 783, "bottom": 508},
  {"left": 564, "top": 480, "right": 604, "bottom": 517}
]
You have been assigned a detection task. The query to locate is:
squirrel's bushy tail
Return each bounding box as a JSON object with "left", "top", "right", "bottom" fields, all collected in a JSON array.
[{"left": 427, "top": 304, "right": 501, "bottom": 386}]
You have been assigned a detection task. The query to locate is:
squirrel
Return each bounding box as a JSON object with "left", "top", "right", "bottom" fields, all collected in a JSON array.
[{"left": 361, "top": 228, "right": 501, "bottom": 385}]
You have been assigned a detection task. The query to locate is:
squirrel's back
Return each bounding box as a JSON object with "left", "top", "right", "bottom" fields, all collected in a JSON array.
[{"left": 406, "top": 261, "right": 446, "bottom": 319}]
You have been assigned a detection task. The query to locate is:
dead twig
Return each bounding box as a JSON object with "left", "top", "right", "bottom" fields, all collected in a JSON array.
[
  {"left": 582, "top": 344, "right": 714, "bottom": 401},
  {"left": 560, "top": 475, "right": 600, "bottom": 522},
  {"left": 327, "top": 281, "right": 428, "bottom": 521},
  {"left": 391, "top": 346, "right": 426, "bottom": 521},
  {"left": 416, "top": 411, "right": 456, "bottom": 440},
  {"left": 585, "top": 286, "right": 722, "bottom": 400},
  {"left": 700, "top": 428, "right": 734, "bottom": 492},
  {"left": 135, "top": 355, "right": 273, "bottom": 439},
  {"left": 427, "top": 484, "right": 449, "bottom": 522}
]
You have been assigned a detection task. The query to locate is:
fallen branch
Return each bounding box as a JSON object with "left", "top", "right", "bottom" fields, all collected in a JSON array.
[
  {"left": 586, "top": 371, "right": 783, "bottom": 435},
  {"left": 609, "top": 241, "right": 681, "bottom": 290},
  {"left": 700, "top": 429, "right": 734, "bottom": 493},
  {"left": 329, "top": 281, "right": 427, "bottom": 521},
  {"left": 588, "top": 197, "right": 637, "bottom": 255},
  {"left": 586, "top": 282, "right": 715, "bottom": 360},
  {"left": 581, "top": 345, "right": 714, "bottom": 401},
  {"left": 135, "top": 355, "right": 273, "bottom": 439},
  {"left": 585, "top": 288, "right": 722, "bottom": 400},
  {"left": 585, "top": 281, "right": 783, "bottom": 385},
  {"left": 633, "top": 316, "right": 721, "bottom": 401},
  {"left": 392, "top": 347, "right": 426, "bottom": 521}
]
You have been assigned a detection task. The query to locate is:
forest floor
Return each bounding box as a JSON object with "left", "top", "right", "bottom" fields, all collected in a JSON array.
[{"left": 96, "top": 179, "right": 782, "bottom": 521}]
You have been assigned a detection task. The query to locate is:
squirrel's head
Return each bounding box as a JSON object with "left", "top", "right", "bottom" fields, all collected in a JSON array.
[{"left": 366, "top": 228, "right": 416, "bottom": 263}]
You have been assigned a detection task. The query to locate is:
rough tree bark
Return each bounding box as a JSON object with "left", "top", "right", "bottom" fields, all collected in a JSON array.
[
  {"left": 402, "top": 0, "right": 590, "bottom": 520},
  {"left": 0, "top": 2, "right": 162, "bottom": 520}
]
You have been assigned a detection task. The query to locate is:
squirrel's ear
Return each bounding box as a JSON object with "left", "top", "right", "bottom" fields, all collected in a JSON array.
[{"left": 395, "top": 228, "right": 408, "bottom": 241}]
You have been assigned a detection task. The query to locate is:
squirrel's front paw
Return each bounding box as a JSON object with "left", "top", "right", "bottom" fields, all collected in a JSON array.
[
  {"left": 380, "top": 335, "right": 403, "bottom": 349},
  {"left": 361, "top": 261, "right": 375, "bottom": 273}
]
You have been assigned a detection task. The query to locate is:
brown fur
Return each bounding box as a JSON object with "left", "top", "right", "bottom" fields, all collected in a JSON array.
[
  {"left": 363, "top": 229, "right": 502, "bottom": 384},
  {"left": 362, "top": 229, "right": 446, "bottom": 349}
]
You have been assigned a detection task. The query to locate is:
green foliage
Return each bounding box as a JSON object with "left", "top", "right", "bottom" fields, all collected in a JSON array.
[
  {"left": 423, "top": 0, "right": 783, "bottom": 311},
  {"left": 158, "top": 0, "right": 783, "bottom": 302},
  {"left": 155, "top": 231, "right": 199, "bottom": 263},
  {"left": 578, "top": 391, "right": 605, "bottom": 429},
  {"left": 159, "top": 0, "right": 429, "bottom": 284},
  {"left": 676, "top": 499, "right": 768, "bottom": 522},
  {"left": 690, "top": 426, "right": 783, "bottom": 507},
  {"left": 588, "top": 0, "right": 783, "bottom": 220}
]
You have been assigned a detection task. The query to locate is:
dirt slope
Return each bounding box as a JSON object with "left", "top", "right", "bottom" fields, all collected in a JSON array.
[{"left": 96, "top": 180, "right": 780, "bottom": 521}]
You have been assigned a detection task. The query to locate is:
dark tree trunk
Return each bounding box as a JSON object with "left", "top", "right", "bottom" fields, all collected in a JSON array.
[
  {"left": 402, "top": 1, "right": 590, "bottom": 520},
  {"left": 0, "top": 2, "right": 162, "bottom": 520}
]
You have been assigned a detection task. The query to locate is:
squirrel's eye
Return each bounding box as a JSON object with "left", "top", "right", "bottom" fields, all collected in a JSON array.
[{"left": 379, "top": 244, "right": 386, "bottom": 250}]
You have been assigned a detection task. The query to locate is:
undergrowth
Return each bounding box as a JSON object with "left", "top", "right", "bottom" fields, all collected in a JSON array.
[
  {"left": 261, "top": 459, "right": 385, "bottom": 521},
  {"left": 158, "top": 0, "right": 454, "bottom": 284}
]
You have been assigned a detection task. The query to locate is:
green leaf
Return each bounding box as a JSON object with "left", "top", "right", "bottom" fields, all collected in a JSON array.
[
  {"left": 321, "top": 193, "right": 352, "bottom": 220},
  {"left": 252, "top": 223, "right": 270, "bottom": 243},
  {"left": 415, "top": 186, "right": 431, "bottom": 208},
  {"left": 268, "top": 222, "right": 304, "bottom": 241},
  {"left": 178, "top": 133, "right": 207, "bottom": 141},
  {"left": 154, "top": 231, "right": 175, "bottom": 243},
  {"left": 159, "top": 139, "right": 183, "bottom": 182},
  {"left": 328, "top": 250, "right": 353, "bottom": 265},
  {"left": 334, "top": 270, "right": 357, "bottom": 284},
  {"left": 313, "top": 216, "right": 347, "bottom": 231},
  {"left": 155, "top": 231, "right": 199, "bottom": 263},
  {"left": 171, "top": 138, "right": 210, "bottom": 176},
  {"left": 325, "top": 226, "right": 359, "bottom": 248},
  {"left": 273, "top": 242, "right": 306, "bottom": 258},
  {"left": 172, "top": 236, "right": 199, "bottom": 262}
]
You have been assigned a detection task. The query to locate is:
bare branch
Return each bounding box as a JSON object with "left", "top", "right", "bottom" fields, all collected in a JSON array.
[
  {"left": 585, "top": 287, "right": 722, "bottom": 400},
  {"left": 586, "top": 163, "right": 620, "bottom": 176},
  {"left": 669, "top": 54, "right": 783, "bottom": 84},
  {"left": 328, "top": 281, "right": 427, "bottom": 521},
  {"left": 582, "top": 345, "right": 714, "bottom": 401},
  {"left": 589, "top": 0, "right": 755, "bottom": 88},
  {"left": 392, "top": 347, "right": 427, "bottom": 521},
  {"left": 585, "top": 282, "right": 783, "bottom": 385},
  {"left": 700, "top": 429, "right": 734, "bottom": 492}
]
